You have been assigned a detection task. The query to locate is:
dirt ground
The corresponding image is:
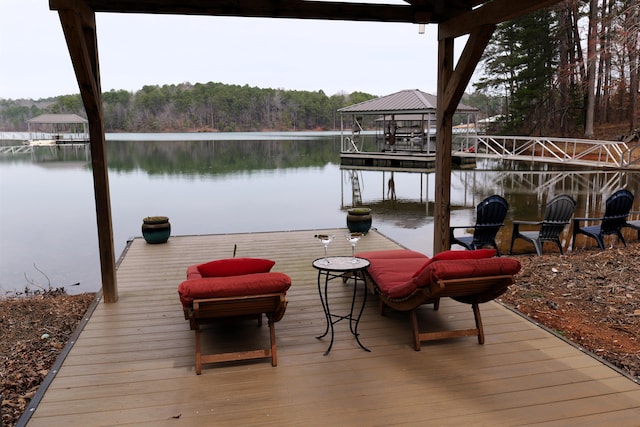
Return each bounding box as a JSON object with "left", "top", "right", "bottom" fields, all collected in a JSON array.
[
  {"left": 499, "top": 243, "right": 640, "bottom": 382},
  {"left": 1, "top": 244, "right": 639, "bottom": 426}
]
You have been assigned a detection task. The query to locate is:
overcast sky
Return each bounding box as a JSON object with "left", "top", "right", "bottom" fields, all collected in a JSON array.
[{"left": 1, "top": 0, "right": 472, "bottom": 100}]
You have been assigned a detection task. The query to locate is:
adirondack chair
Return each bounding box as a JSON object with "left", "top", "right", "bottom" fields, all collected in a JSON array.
[
  {"left": 509, "top": 194, "right": 576, "bottom": 255},
  {"left": 571, "top": 189, "right": 634, "bottom": 250},
  {"left": 450, "top": 195, "right": 509, "bottom": 255}
]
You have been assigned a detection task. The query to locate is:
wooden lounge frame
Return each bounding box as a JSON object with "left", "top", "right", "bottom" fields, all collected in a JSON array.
[
  {"left": 186, "top": 292, "right": 288, "bottom": 374},
  {"left": 363, "top": 272, "right": 514, "bottom": 350}
]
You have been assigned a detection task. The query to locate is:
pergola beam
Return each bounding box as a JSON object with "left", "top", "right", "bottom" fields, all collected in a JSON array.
[
  {"left": 75, "top": 0, "right": 433, "bottom": 23},
  {"left": 439, "top": 0, "right": 561, "bottom": 39}
]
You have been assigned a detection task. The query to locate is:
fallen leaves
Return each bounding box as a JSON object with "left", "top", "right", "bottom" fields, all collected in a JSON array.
[{"left": 1, "top": 292, "right": 95, "bottom": 427}]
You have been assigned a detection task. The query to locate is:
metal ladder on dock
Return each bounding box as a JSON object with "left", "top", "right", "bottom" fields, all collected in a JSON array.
[{"left": 349, "top": 170, "right": 363, "bottom": 206}]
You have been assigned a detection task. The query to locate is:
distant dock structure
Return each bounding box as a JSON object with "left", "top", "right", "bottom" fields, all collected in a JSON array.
[
  {"left": 336, "top": 90, "right": 640, "bottom": 170},
  {"left": 337, "top": 89, "right": 479, "bottom": 170},
  {"left": 26, "top": 113, "right": 89, "bottom": 145}
]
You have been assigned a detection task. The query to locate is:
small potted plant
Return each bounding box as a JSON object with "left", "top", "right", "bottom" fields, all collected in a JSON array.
[{"left": 142, "top": 216, "right": 171, "bottom": 244}]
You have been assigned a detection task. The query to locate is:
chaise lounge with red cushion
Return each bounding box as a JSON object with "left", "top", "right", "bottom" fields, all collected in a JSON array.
[
  {"left": 356, "top": 249, "right": 521, "bottom": 350},
  {"left": 178, "top": 258, "right": 291, "bottom": 374}
]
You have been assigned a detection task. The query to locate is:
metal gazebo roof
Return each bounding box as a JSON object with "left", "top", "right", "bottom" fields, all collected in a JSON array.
[
  {"left": 27, "top": 114, "right": 88, "bottom": 124},
  {"left": 338, "top": 89, "right": 478, "bottom": 115}
]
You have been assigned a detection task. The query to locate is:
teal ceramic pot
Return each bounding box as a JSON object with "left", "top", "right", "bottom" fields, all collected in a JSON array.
[{"left": 142, "top": 216, "right": 171, "bottom": 244}]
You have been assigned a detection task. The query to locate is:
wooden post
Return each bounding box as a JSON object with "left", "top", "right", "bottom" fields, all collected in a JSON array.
[
  {"left": 53, "top": 0, "right": 118, "bottom": 302},
  {"left": 434, "top": 37, "right": 454, "bottom": 255},
  {"left": 434, "top": 25, "right": 495, "bottom": 255}
]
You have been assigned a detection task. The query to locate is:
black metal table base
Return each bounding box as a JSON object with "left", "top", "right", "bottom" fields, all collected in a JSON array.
[{"left": 313, "top": 257, "right": 370, "bottom": 355}]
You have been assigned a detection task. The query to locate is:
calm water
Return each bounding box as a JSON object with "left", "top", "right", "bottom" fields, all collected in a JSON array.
[{"left": 2, "top": 132, "right": 640, "bottom": 294}]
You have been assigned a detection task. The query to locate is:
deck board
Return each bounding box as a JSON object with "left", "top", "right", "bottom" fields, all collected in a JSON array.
[{"left": 26, "top": 229, "right": 640, "bottom": 426}]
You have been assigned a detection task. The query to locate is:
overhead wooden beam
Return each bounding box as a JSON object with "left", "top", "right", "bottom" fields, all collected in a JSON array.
[
  {"left": 51, "top": 0, "right": 101, "bottom": 116},
  {"left": 80, "top": 0, "right": 432, "bottom": 23},
  {"left": 441, "top": 24, "right": 495, "bottom": 115},
  {"left": 52, "top": 0, "right": 119, "bottom": 302},
  {"left": 439, "top": 0, "right": 561, "bottom": 39}
]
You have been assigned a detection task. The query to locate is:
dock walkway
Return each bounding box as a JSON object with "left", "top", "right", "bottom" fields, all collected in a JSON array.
[{"left": 25, "top": 230, "right": 640, "bottom": 426}]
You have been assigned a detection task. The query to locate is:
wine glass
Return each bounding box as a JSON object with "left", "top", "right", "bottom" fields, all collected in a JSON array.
[
  {"left": 345, "top": 232, "right": 362, "bottom": 263},
  {"left": 316, "top": 234, "right": 334, "bottom": 264}
]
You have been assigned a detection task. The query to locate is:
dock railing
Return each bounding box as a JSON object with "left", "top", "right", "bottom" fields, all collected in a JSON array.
[
  {"left": 0, "top": 145, "right": 33, "bottom": 154},
  {"left": 458, "top": 135, "right": 636, "bottom": 169}
]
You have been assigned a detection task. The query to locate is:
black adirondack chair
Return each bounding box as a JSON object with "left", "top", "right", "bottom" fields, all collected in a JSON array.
[
  {"left": 571, "top": 189, "right": 634, "bottom": 250},
  {"left": 509, "top": 194, "right": 576, "bottom": 256},
  {"left": 450, "top": 195, "right": 509, "bottom": 255}
]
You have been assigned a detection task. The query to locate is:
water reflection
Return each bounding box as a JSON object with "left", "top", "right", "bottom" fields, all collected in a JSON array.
[
  {"left": 0, "top": 144, "right": 92, "bottom": 165},
  {"left": 106, "top": 137, "right": 342, "bottom": 175}
]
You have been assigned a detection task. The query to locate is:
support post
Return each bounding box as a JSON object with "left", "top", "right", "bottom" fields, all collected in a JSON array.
[{"left": 53, "top": 0, "right": 118, "bottom": 302}]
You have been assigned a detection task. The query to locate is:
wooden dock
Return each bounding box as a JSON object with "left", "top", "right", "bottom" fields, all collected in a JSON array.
[
  {"left": 341, "top": 152, "right": 476, "bottom": 171},
  {"left": 25, "top": 230, "right": 640, "bottom": 426}
]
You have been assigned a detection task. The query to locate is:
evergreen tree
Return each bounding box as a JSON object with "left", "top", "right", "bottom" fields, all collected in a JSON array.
[{"left": 474, "top": 10, "right": 558, "bottom": 135}]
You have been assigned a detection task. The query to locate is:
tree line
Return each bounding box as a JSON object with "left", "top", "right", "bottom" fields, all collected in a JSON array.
[{"left": 0, "top": 83, "right": 377, "bottom": 133}]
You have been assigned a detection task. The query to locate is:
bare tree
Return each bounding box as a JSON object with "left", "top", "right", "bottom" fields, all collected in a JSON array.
[{"left": 584, "top": 0, "right": 599, "bottom": 138}]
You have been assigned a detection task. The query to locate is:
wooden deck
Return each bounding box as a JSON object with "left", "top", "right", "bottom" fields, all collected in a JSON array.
[{"left": 26, "top": 230, "right": 640, "bottom": 426}]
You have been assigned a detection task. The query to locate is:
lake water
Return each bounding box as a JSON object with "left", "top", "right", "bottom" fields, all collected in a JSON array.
[{"left": 2, "top": 132, "right": 640, "bottom": 294}]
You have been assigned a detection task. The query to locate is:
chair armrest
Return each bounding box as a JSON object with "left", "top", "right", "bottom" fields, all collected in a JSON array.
[
  {"left": 512, "top": 220, "right": 541, "bottom": 226},
  {"left": 450, "top": 225, "right": 475, "bottom": 230},
  {"left": 573, "top": 217, "right": 602, "bottom": 223},
  {"left": 450, "top": 225, "right": 475, "bottom": 238}
]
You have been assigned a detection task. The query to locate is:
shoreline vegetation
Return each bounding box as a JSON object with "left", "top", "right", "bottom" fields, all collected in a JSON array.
[
  {"left": 2, "top": 243, "right": 639, "bottom": 426},
  {"left": 1, "top": 81, "right": 637, "bottom": 141}
]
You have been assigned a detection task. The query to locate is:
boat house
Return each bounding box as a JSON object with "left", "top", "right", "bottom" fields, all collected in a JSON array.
[
  {"left": 339, "top": 90, "right": 479, "bottom": 170},
  {"left": 339, "top": 89, "right": 479, "bottom": 154},
  {"left": 26, "top": 113, "right": 89, "bottom": 145}
]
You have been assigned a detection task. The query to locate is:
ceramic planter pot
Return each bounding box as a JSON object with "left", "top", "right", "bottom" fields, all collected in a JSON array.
[
  {"left": 142, "top": 216, "right": 171, "bottom": 244},
  {"left": 346, "top": 208, "right": 372, "bottom": 234}
]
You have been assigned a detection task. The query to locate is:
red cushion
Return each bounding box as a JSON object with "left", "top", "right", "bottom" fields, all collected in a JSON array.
[
  {"left": 196, "top": 258, "right": 275, "bottom": 278},
  {"left": 412, "top": 257, "right": 521, "bottom": 288},
  {"left": 178, "top": 272, "right": 291, "bottom": 308},
  {"left": 356, "top": 249, "right": 428, "bottom": 260},
  {"left": 411, "top": 249, "right": 497, "bottom": 278},
  {"left": 365, "top": 258, "right": 426, "bottom": 299},
  {"left": 186, "top": 264, "right": 202, "bottom": 279}
]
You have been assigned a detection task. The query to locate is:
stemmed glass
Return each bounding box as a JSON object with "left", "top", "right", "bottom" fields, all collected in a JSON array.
[
  {"left": 316, "top": 234, "right": 334, "bottom": 264},
  {"left": 345, "top": 232, "right": 362, "bottom": 263}
]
